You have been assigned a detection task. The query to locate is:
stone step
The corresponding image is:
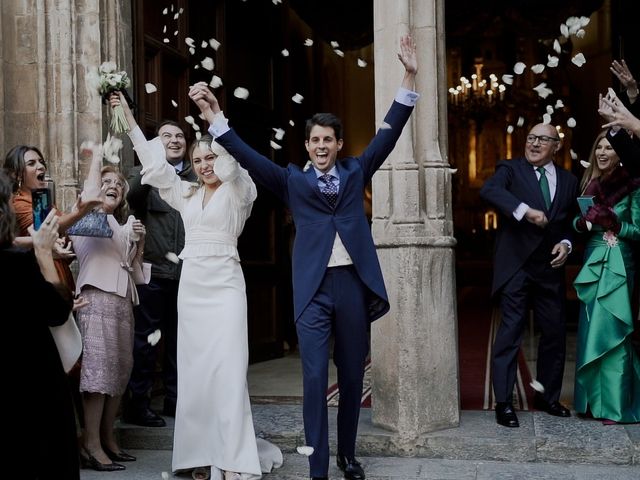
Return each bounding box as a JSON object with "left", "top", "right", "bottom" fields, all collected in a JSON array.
[{"left": 118, "top": 405, "right": 640, "bottom": 466}]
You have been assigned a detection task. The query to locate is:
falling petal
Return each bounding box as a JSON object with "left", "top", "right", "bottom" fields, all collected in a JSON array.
[
  {"left": 165, "top": 252, "right": 180, "bottom": 264},
  {"left": 334, "top": 49, "right": 345, "bottom": 57},
  {"left": 514, "top": 62, "right": 526, "bottom": 75},
  {"left": 171, "top": 100, "right": 178, "bottom": 107},
  {"left": 108, "top": 154, "right": 120, "bottom": 164},
  {"left": 304, "top": 38, "right": 313, "bottom": 47},
  {"left": 234, "top": 87, "right": 250, "bottom": 100},
  {"left": 291, "top": 93, "right": 304, "bottom": 104},
  {"left": 357, "top": 58, "right": 367, "bottom": 68},
  {"left": 185, "top": 37, "right": 196, "bottom": 48},
  {"left": 201, "top": 57, "right": 215, "bottom": 71},
  {"left": 163, "top": 25, "right": 167, "bottom": 33},
  {"left": 297, "top": 446, "right": 314, "bottom": 456},
  {"left": 506, "top": 125, "right": 514, "bottom": 134},
  {"left": 530, "top": 380, "right": 545, "bottom": 393},
  {"left": 273, "top": 128, "right": 285, "bottom": 141},
  {"left": 147, "top": 329, "right": 162, "bottom": 346},
  {"left": 272, "top": 0, "right": 282, "bottom": 4},
  {"left": 560, "top": 24, "right": 569, "bottom": 38},
  {"left": 195, "top": 131, "right": 202, "bottom": 140},
  {"left": 194, "top": 65, "right": 199, "bottom": 70},
  {"left": 543, "top": 113, "right": 552, "bottom": 125},
  {"left": 330, "top": 41, "right": 340, "bottom": 49},
  {"left": 501, "top": 74, "right": 514, "bottom": 85},
  {"left": 449, "top": 168, "right": 458, "bottom": 174},
  {"left": 192, "top": 124, "right": 200, "bottom": 132},
  {"left": 580, "top": 160, "right": 590, "bottom": 169},
  {"left": 170, "top": 4, "right": 174, "bottom": 12},
  {"left": 570, "top": 149, "right": 578, "bottom": 160},
  {"left": 302, "top": 160, "right": 312, "bottom": 172},
  {"left": 173, "top": 12, "right": 179, "bottom": 20},
  {"left": 553, "top": 39, "right": 561, "bottom": 53},
  {"left": 380, "top": 121, "right": 392, "bottom": 130},
  {"left": 184, "top": 115, "right": 195, "bottom": 124},
  {"left": 174, "top": 30, "right": 178, "bottom": 36},
  {"left": 281, "top": 49, "right": 290, "bottom": 57},
  {"left": 162, "top": 472, "right": 170, "bottom": 480},
  {"left": 179, "top": 7, "right": 184, "bottom": 14},
  {"left": 162, "top": 7, "right": 168, "bottom": 15},
  {"left": 209, "top": 38, "right": 221, "bottom": 50},
  {"left": 289, "top": 120, "right": 295, "bottom": 126},
  {"left": 189, "top": 47, "right": 196, "bottom": 55},
  {"left": 567, "top": 117, "right": 577, "bottom": 128},
  {"left": 571, "top": 53, "right": 586, "bottom": 67},
  {"left": 546, "top": 105, "right": 554, "bottom": 115},
  {"left": 531, "top": 64, "right": 545, "bottom": 74},
  {"left": 517, "top": 116, "right": 525, "bottom": 127},
  {"left": 209, "top": 75, "right": 223, "bottom": 89},
  {"left": 547, "top": 55, "right": 559, "bottom": 68},
  {"left": 576, "top": 29, "right": 586, "bottom": 38},
  {"left": 145, "top": 83, "right": 157, "bottom": 94},
  {"left": 163, "top": 38, "right": 170, "bottom": 43},
  {"left": 270, "top": 141, "right": 282, "bottom": 150},
  {"left": 533, "top": 82, "right": 553, "bottom": 99},
  {"left": 580, "top": 16, "right": 590, "bottom": 27},
  {"left": 554, "top": 99, "right": 564, "bottom": 109}
]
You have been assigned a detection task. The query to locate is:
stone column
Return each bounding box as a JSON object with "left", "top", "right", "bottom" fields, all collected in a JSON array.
[{"left": 371, "top": 0, "right": 460, "bottom": 445}]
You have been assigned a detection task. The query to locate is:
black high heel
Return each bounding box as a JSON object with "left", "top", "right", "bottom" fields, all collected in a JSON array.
[
  {"left": 103, "top": 446, "right": 137, "bottom": 462},
  {"left": 80, "top": 447, "right": 126, "bottom": 471}
]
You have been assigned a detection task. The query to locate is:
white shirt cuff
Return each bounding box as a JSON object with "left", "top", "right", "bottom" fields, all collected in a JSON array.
[
  {"left": 395, "top": 87, "right": 420, "bottom": 107},
  {"left": 513, "top": 203, "right": 529, "bottom": 221},
  {"left": 207, "top": 111, "right": 230, "bottom": 139},
  {"left": 560, "top": 240, "right": 572, "bottom": 253}
]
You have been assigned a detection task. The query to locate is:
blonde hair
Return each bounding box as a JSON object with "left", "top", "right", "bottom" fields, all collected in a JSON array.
[{"left": 185, "top": 135, "right": 232, "bottom": 198}]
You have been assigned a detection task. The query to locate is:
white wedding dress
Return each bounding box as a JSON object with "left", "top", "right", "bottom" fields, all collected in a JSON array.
[{"left": 130, "top": 128, "right": 283, "bottom": 479}]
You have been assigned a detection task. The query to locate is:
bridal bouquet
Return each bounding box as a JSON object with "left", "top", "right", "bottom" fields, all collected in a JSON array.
[{"left": 94, "top": 61, "right": 131, "bottom": 134}]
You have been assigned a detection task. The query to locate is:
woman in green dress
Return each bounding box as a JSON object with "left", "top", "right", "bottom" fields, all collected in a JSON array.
[{"left": 573, "top": 129, "right": 640, "bottom": 424}]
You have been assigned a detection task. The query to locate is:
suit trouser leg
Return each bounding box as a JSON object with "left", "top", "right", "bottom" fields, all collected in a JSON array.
[
  {"left": 532, "top": 279, "right": 566, "bottom": 402},
  {"left": 296, "top": 281, "right": 333, "bottom": 477},
  {"left": 492, "top": 269, "right": 529, "bottom": 403},
  {"left": 332, "top": 267, "right": 369, "bottom": 458}
]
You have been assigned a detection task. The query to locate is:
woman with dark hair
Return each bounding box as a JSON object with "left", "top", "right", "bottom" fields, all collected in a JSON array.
[
  {"left": 573, "top": 129, "right": 640, "bottom": 424},
  {"left": 69, "top": 146, "right": 150, "bottom": 471},
  {"left": 0, "top": 170, "right": 79, "bottom": 478}
]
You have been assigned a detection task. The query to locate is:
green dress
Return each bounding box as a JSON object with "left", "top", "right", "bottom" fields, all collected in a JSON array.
[{"left": 573, "top": 188, "right": 640, "bottom": 423}]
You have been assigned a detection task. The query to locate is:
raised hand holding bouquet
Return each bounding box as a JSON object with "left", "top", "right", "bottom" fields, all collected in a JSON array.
[{"left": 92, "top": 61, "right": 132, "bottom": 134}]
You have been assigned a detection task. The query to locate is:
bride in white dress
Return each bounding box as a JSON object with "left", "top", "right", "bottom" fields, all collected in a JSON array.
[{"left": 113, "top": 93, "right": 282, "bottom": 480}]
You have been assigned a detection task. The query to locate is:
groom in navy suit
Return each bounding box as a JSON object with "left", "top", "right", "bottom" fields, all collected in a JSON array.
[
  {"left": 480, "top": 123, "right": 578, "bottom": 428},
  {"left": 190, "top": 36, "right": 419, "bottom": 480}
]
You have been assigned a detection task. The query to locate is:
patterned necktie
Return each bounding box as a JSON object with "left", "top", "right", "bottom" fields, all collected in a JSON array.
[
  {"left": 319, "top": 173, "right": 338, "bottom": 208},
  {"left": 537, "top": 166, "right": 551, "bottom": 210}
]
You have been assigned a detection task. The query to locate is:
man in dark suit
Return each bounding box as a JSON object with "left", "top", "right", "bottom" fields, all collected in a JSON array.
[
  {"left": 189, "top": 35, "right": 418, "bottom": 480},
  {"left": 480, "top": 123, "right": 579, "bottom": 428}
]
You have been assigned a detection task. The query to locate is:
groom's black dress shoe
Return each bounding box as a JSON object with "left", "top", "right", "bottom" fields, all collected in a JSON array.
[
  {"left": 533, "top": 396, "right": 571, "bottom": 417},
  {"left": 337, "top": 454, "right": 365, "bottom": 480},
  {"left": 495, "top": 402, "right": 519, "bottom": 427}
]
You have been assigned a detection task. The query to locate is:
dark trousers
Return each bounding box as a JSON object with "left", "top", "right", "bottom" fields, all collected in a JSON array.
[
  {"left": 126, "top": 277, "right": 179, "bottom": 409},
  {"left": 492, "top": 267, "right": 566, "bottom": 404},
  {"left": 296, "top": 266, "right": 370, "bottom": 477}
]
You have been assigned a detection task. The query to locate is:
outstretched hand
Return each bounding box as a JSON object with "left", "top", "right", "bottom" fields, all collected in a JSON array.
[
  {"left": 599, "top": 93, "right": 640, "bottom": 135},
  {"left": 188, "top": 82, "right": 220, "bottom": 123},
  {"left": 397, "top": 35, "right": 418, "bottom": 75},
  {"left": 610, "top": 60, "right": 638, "bottom": 93}
]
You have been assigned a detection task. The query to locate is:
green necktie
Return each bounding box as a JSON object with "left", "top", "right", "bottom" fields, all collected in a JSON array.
[{"left": 537, "top": 166, "right": 551, "bottom": 209}]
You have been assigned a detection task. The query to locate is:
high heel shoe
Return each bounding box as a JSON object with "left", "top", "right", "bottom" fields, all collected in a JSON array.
[
  {"left": 103, "top": 446, "right": 137, "bottom": 462},
  {"left": 80, "top": 447, "right": 126, "bottom": 471}
]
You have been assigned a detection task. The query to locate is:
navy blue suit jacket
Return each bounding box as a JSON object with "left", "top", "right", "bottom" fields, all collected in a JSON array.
[
  {"left": 479, "top": 157, "right": 579, "bottom": 295},
  {"left": 215, "top": 100, "right": 414, "bottom": 322}
]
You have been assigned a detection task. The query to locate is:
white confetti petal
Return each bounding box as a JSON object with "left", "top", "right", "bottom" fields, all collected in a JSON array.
[
  {"left": 272, "top": 0, "right": 282, "bottom": 4},
  {"left": 580, "top": 160, "right": 590, "bottom": 169},
  {"left": 165, "top": 251, "right": 180, "bottom": 264},
  {"left": 533, "top": 82, "right": 553, "bottom": 99},
  {"left": 185, "top": 37, "right": 196, "bottom": 48},
  {"left": 163, "top": 38, "right": 170, "bottom": 43},
  {"left": 501, "top": 74, "right": 514, "bottom": 85},
  {"left": 194, "top": 65, "right": 199, "bottom": 70},
  {"left": 173, "top": 12, "right": 179, "bottom": 20},
  {"left": 291, "top": 93, "right": 304, "bottom": 104},
  {"left": 209, "top": 75, "right": 223, "bottom": 89},
  {"left": 289, "top": 120, "right": 295, "bottom": 127},
  {"left": 163, "top": 25, "right": 167, "bottom": 33},
  {"left": 184, "top": 115, "right": 195, "bottom": 124},
  {"left": 517, "top": 116, "right": 525, "bottom": 127},
  {"left": 560, "top": 24, "right": 569, "bottom": 38},
  {"left": 209, "top": 38, "right": 221, "bottom": 50},
  {"left": 554, "top": 99, "right": 564, "bottom": 109},
  {"left": 192, "top": 124, "right": 200, "bottom": 132},
  {"left": 580, "top": 16, "right": 590, "bottom": 27},
  {"left": 270, "top": 140, "right": 282, "bottom": 150},
  {"left": 507, "top": 125, "right": 514, "bottom": 134},
  {"left": 296, "top": 446, "right": 314, "bottom": 456},
  {"left": 162, "top": 7, "right": 168, "bottom": 15},
  {"left": 514, "top": 62, "right": 526, "bottom": 75},
  {"left": 570, "top": 149, "right": 578, "bottom": 160},
  {"left": 547, "top": 55, "right": 559, "bottom": 68},
  {"left": 201, "top": 40, "right": 208, "bottom": 48},
  {"left": 531, "top": 64, "right": 545, "bottom": 74},
  {"left": 195, "top": 131, "right": 202, "bottom": 140},
  {"left": 201, "top": 57, "right": 215, "bottom": 71},
  {"left": 144, "top": 83, "right": 157, "bottom": 94},
  {"left": 330, "top": 41, "right": 340, "bottom": 49},
  {"left": 357, "top": 58, "right": 367, "bottom": 68},
  {"left": 542, "top": 113, "right": 552, "bottom": 125},
  {"left": 179, "top": 7, "right": 184, "bottom": 14},
  {"left": 576, "top": 28, "right": 586, "bottom": 39},
  {"left": 546, "top": 105, "right": 554, "bottom": 115},
  {"left": 571, "top": 53, "right": 586, "bottom": 67},
  {"left": 530, "top": 380, "right": 545, "bottom": 393},
  {"left": 189, "top": 47, "right": 196, "bottom": 55},
  {"left": 234, "top": 87, "right": 250, "bottom": 100},
  {"left": 171, "top": 100, "right": 178, "bottom": 107},
  {"left": 174, "top": 30, "right": 178, "bottom": 36},
  {"left": 170, "top": 4, "right": 174, "bottom": 12},
  {"left": 304, "top": 38, "right": 313, "bottom": 47},
  {"left": 162, "top": 472, "right": 170, "bottom": 480},
  {"left": 567, "top": 117, "right": 577, "bottom": 128},
  {"left": 449, "top": 168, "right": 458, "bottom": 174},
  {"left": 380, "top": 121, "right": 392, "bottom": 130},
  {"left": 281, "top": 49, "right": 290, "bottom": 57},
  {"left": 147, "top": 329, "right": 162, "bottom": 346},
  {"left": 334, "top": 49, "right": 344, "bottom": 57},
  {"left": 553, "top": 39, "right": 561, "bottom": 53},
  {"left": 273, "top": 128, "right": 285, "bottom": 141}
]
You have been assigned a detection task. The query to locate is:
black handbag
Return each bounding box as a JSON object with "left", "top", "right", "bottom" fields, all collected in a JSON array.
[{"left": 66, "top": 211, "right": 113, "bottom": 238}]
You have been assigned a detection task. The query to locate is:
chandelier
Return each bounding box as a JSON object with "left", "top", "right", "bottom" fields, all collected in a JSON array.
[{"left": 448, "top": 62, "right": 507, "bottom": 120}]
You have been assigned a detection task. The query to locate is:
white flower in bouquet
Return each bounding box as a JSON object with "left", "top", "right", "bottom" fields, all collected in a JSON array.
[{"left": 94, "top": 61, "right": 131, "bottom": 134}]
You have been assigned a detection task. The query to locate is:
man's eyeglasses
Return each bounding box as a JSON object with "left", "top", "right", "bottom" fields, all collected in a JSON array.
[{"left": 526, "top": 134, "right": 560, "bottom": 145}]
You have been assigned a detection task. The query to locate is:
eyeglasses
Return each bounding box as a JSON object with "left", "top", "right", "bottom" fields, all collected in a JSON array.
[
  {"left": 101, "top": 178, "right": 126, "bottom": 190},
  {"left": 526, "top": 134, "right": 560, "bottom": 145}
]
